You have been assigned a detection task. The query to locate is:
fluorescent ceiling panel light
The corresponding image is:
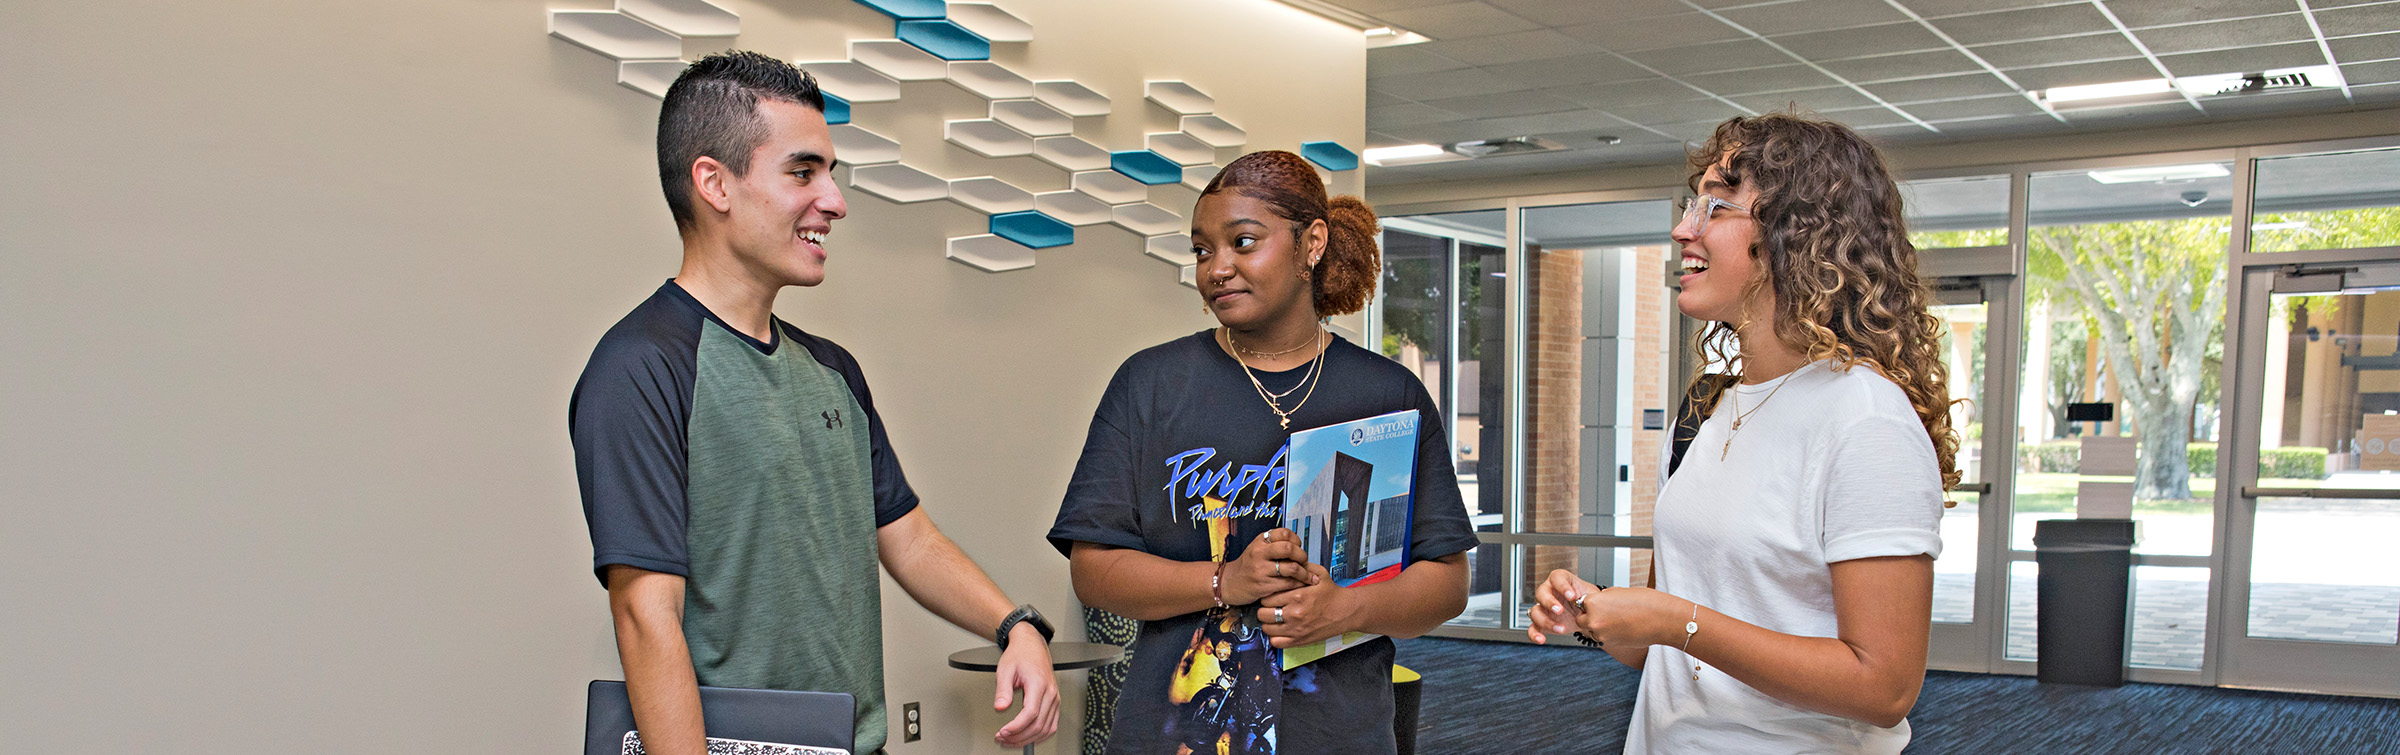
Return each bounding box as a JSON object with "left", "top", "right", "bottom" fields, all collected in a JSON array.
[
  {"left": 2043, "top": 78, "right": 2170, "bottom": 103},
  {"left": 2085, "top": 163, "right": 2230, "bottom": 184},
  {"left": 1363, "top": 144, "right": 1463, "bottom": 166}
]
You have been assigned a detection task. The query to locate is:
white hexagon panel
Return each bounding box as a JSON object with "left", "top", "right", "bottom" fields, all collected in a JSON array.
[
  {"left": 1032, "top": 81, "right": 1110, "bottom": 117},
  {"left": 1180, "top": 164, "right": 1219, "bottom": 190},
  {"left": 1035, "top": 191, "right": 1112, "bottom": 226},
  {"left": 619, "top": 0, "right": 739, "bottom": 37},
  {"left": 1032, "top": 136, "right": 1109, "bottom": 172},
  {"left": 1145, "top": 81, "right": 1213, "bottom": 115},
  {"left": 948, "top": 177, "right": 1037, "bottom": 214},
  {"left": 1180, "top": 264, "right": 1198, "bottom": 289},
  {"left": 949, "top": 234, "right": 1037, "bottom": 273},
  {"left": 947, "top": 61, "right": 1032, "bottom": 100},
  {"left": 618, "top": 60, "right": 688, "bottom": 98},
  {"left": 850, "top": 40, "right": 948, "bottom": 81},
  {"left": 830, "top": 124, "right": 901, "bottom": 166},
  {"left": 1179, "top": 115, "right": 1246, "bottom": 148},
  {"left": 1112, "top": 202, "right": 1183, "bottom": 236},
  {"left": 549, "top": 10, "right": 681, "bottom": 60},
  {"left": 1073, "top": 170, "right": 1147, "bottom": 205},
  {"left": 990, "top": 99, "right": 1074, "bottom": 138},
  {"left": 946, "top": 119, "right": 1035, "bottom": 158},
  {"left": 849, "top": 164, "right": 948, "bottom": 203},
  {"left": 1148, "top": 132, "right": 1214, "bottom": 166},
  {"left": 947, "top": 2, "right": 1034, "bottom": 43},
  {"left": 801, "top": 61, "right": 902, "bottom": 102},
  {"left": 1146, "top": 233, "right": 1192, "bottom": 265}
]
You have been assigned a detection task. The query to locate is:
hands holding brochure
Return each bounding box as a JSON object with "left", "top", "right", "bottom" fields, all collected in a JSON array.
[{"left": 1233, "top": 529, "right": 1363, "bottom": 649}]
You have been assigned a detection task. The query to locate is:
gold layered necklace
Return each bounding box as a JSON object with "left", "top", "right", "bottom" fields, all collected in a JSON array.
[
  {"left": 1222, "top": 327, "right": 1328, "bottom": 430},
  {"left": 1720, "top": 363, "right": 1808, "bottom": 460}
]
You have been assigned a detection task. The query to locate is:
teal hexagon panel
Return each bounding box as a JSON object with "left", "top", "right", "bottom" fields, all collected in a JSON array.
[
  {"left": 822, "top": 93, "right": 852, "bottom": 125},
  {"left": 854, "top": 0, "right": 944, "bottom": 20},
  {"left": 1111, "top": 150, "right": 1182, "bottom": 185},
  {"left": 989, "top": 211, "right": 1075, "bottom": 249},
  {"left": 1300, "top": 141, "right": 1358, "bottom": 171},
  {"left": 897, "top": 20, "right": 991, "bottom": 61}
]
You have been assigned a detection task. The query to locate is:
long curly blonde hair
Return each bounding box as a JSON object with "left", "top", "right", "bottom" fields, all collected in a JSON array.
[{"left": 1684, "top": 113, "right": 1962, "bottom": 490}]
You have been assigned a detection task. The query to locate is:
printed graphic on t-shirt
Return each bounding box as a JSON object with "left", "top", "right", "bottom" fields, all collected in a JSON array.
[{"left": 1160, "top": 446, "right": 1288, "bottom": 754}]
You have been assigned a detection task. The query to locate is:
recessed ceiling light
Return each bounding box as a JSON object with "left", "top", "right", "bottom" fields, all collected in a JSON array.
[
  {"left": 2085, "top": 163, "right": 2230, "bottom": 184},
  {"left": 1363, "top": 143, "right": 1465, "bottom": 166},
  {"left": 1595, "top": 135, "right": 1623, "bottom": 145},
  {"left": 2044, "top": 78, "right": 2171, "bottom": 103}
]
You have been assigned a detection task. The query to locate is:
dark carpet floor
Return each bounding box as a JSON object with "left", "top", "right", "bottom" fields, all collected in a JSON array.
[{"left": 1391, "top": 637, "right": 2400, "bottom": 754}]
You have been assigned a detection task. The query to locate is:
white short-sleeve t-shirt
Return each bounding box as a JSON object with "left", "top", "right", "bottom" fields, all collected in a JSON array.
[{"left": 1624, "top": 360, "right": 1945, "bottom": 755}]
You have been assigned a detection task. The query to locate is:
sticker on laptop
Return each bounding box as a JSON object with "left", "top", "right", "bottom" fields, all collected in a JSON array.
[{"left": 621, "top": 730, "right": 849, "bottom": 755}]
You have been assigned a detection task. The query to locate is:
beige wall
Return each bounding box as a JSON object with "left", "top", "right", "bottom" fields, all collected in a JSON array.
[{"left": 0, "top": 1, "right": 1362, "bottom": 752}]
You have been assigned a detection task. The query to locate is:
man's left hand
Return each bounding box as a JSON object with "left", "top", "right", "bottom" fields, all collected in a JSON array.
[{"left": 991, "top": 623, "right": 1058, "bottom": 747}]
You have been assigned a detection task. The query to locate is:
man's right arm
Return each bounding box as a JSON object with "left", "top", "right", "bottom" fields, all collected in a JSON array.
[{"left": 606, "top": 565, "right": 706, "bottom": 755}]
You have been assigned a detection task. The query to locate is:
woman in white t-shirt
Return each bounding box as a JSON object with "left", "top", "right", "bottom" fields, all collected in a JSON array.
[{"left": 1525, "top": 113, "right": 1961, "bottom": 754}]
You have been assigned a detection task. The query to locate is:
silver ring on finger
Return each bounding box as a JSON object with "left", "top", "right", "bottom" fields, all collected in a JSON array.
[
  {"left": 1273, "top": 561, "right": 1284, "bottom": 578},
  {"left": 1272, "top": 606, "right": 1285, "bottom": 624}
]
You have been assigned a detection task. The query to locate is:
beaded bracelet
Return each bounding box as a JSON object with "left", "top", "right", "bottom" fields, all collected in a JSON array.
[{"left": 1211, "top": 561, "right": 1229, "bottom": 609}]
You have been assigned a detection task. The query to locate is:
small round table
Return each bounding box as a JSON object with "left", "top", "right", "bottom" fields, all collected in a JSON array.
[{"left": 947, "top": 642, "right": 1128, "bottom": 755}]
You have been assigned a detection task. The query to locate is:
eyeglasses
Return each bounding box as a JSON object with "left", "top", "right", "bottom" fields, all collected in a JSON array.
[{"left": 1679, "top": 195, "right": 1749, "bottom": 235}]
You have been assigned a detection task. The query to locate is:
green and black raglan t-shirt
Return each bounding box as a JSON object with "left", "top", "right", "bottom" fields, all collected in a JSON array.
[{"left": 571, "top": 280, "right": 918, "bottom": 755}]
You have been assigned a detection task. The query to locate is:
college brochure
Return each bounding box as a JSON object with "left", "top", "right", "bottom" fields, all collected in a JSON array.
[{"left": 1279, "top": 408, "right": 1419, "bottom": 669}]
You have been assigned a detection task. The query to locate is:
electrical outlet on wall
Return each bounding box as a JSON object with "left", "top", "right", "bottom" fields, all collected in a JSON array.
[{"left": 902, "top": 701, "right": 921, "bottom": 742}]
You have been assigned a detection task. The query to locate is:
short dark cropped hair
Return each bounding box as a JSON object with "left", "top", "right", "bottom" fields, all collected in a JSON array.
[{"left": 656, "top": 50, "right": 826, "bottom": 233}]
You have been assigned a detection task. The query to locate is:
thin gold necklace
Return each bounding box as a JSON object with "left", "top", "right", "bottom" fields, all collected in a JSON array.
[
  {"left": 1720, "top": 363, "right": 1806, "bottom": 460},
  {"left": 1227, "top": 329, "right": 1319, "bottom": 360},
  {"left": 1222, "top": 327, "right": 1327, "bottom": 430}
]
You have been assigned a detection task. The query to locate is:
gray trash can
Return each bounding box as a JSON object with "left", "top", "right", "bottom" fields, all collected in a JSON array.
[{"left": 2033, "top": 518, "right": 2137, "bottom": 687}]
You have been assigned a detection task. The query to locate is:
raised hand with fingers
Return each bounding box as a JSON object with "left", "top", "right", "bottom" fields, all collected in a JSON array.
[{"left": 1525, "top": 569, "right": 1688, "bottom": 649}]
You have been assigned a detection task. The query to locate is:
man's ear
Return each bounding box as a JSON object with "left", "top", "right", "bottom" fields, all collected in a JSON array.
[{"left": 692, "top": 156, "right": 734, "bottom": 215}]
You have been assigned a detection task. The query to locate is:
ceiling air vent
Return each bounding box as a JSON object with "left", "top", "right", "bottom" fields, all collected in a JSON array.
[
  {"left": 2178, "top": 65, "right": 2346, "bottom": 98},
  {"left": 1450, "top": 136, "right": 1567, "bottom": 158}
]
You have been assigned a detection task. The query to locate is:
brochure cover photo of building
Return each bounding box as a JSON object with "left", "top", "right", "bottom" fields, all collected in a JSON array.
[{"left": 1280, "top": 409, "right": 1419, "bottom": 669}]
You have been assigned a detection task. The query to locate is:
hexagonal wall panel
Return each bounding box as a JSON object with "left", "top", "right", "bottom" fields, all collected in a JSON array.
[
  {"left": 1111, "top": 202, "right": 1182, "bottom": 236},
  {"left": 857, "top": 0, "right": 945, "bottom": 19},
  {"left": 947, "top": 61, "right": 1031, "bottom": 100},
  {"left": 1032, "top": 136, "right": 1109, "bottom": 172},
  {"left": 619, "top": 0, "right": 739, "bottom": 37},
  {"left": 990, "top": 211, "right": 1075, "bottom": 248},
  {"left": 1035, "top": 191, "right": 1111, "bottom": 226},
  {"left": 1180, "top": 264, "right": 1198, "bottom": 289},
  {"left": 1146, "top": 233, "right": 1192, "bottom": 265},
  {"left": 990, "top": 100, "right": 1073, "bottom": 138},
  {"left": 1145, "top": 80, "right": 1213, "bottom": 115},
  {"left": 1179, "top": 115, "right": 1246, "bottom": 148},
  {"left": 947, "top": 177, "right": 1037, "bottom": 214},
  {"left": 850, "top": 40, "right": 948, "bottom": 81},
  {"left": 898, "top": 19, "right": 991, "bottom": 61},
  {"left": 822, "top": 94, "right": 851, "bottom": 125},
  {"left": 549, "top": 10, "right": 682, "bottom": 61},
  {"left": 849, "top": 164, "right": 948, "bottom": 203},
  {"left": 947, "top": 3, "right": 1033, "bottom": 43},
  {"left": 948, "top": 235, "right": 1036, "bottom": 272},
  {"left": 1032, "top": 81, "right": 1110, "bottom": 117},
  {"left": 618, "top": 60, "right": 687, "bottom": 98},
  {"left": 1180, "top": 164, "right": 1219, "bottom": 191},
  {"left": 1110, "top": 150, "right": 1182, "bottom": 186},
  {"left": 1147, "top": 132, "right": 1214, "bottom": 166},
  {"left": 830, "top": 124, "right": 901, "bottom": 166},
  {"left": 946, "top": 119, "right": 1034, "bottom": 158},
  {"left": 1073, "top": 170, "right": 1147, "bottom": 205},
  {"left": 800, "top": 61, "right": 901, "bottom": 103},
  {"left": 1301, "top": 141, "right": 1360, "bottom": 172}
]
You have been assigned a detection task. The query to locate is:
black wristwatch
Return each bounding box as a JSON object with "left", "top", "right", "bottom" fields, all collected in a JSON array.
[{"left": 995, "top": 604, "right": 1054, "bottom": 650}]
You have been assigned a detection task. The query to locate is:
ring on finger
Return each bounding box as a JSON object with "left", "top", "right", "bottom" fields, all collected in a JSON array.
[
  {"left": 1273, "top": 561, "right": 1284, "bottom": 578},
  {"left": 1272, "top": 606, "right": 1285, "bottom": 624}
]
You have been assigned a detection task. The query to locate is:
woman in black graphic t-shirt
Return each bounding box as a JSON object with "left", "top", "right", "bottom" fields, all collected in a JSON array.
[{"left": 1046, "top": 151, "right": 1479, "bottom": 755}]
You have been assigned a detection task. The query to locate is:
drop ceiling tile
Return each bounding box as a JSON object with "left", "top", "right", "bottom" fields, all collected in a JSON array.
[
  {"left": 1369, "top": 102, "right": 1469, "bottom": 128},
  {"left": 2345, "top": 59, "right": 2400, "bottom": 85},
  {"left": 2157, "top": 43, "right": 2331, "bottom": 76},
  {"left": 1550, "top": 77, "right": 1714, "bottom": 108},
  {"left": 1929, "top": 4, "right": 2117, "bottom": 46},
  {"left": 2314, "top": 0, "right": 2400, "bottom": 7},
  {"left": 1616, "top": 98, "right": 1750, "bottom": 125},
  {"left": 2329, "top": 32, "right": 2400, "bottom": 63},
  {"left": 1365, "top": 89, "right": 1414, "bottom": 107},
  {"left": 1968, "top": 32, "right": 2145, "bottom": 69},
  {"left": 1898, "top": 0, "right": 2085, "bottom": 19},
  {"left": 2003, "top": 58, "right": 2164, "bottom": 90},
  {"left": 1423, "top": 90, "right": 1588, "bottom": 118},
  {"left": 2133, "top": 14, "right": 2315, "bottom": 55},
  {"left": 1484, "top": 0, "right": 1687, "bottom": 25},
  {"left": 1333, "top": 0, "right": 1464, "bottom": 11},
  {"left": 1769, "top": 22, "right": 1950, "bottom": 60},
  {"left": 1925, "top": 113, "right": 2073, "bottom": 139},
  {"left": 2059, "top": 100, "right": 2211, "bottom": 128},
  {"left": 1369, "top": 67, "right": 1540, "bottom": 100},
  {"left": 1420, "top": 29, "right": 1604, "bottom": 66},
  {"left": 1677, "top": 64, "right": 1840, "bottom": 96},
  {"left": 1818, "top": 105, "right": 1922, "bottom": 127},
  {"left": 2110, "top": 0, "right": 2299, "bottom": 27},
  {"left": 1556, "top": 13, "right": 1747, "bottom": 52},
  {"left": 1374, "top": 2, "right": 1543, "bottom": 39},
  {"left": 1469, "top": 109, "right": 1631, "bottom": 137},
  {"left": 1897, "top": 93, "right": 2046, "bottom": 119},
  {"left": 1862, "top": 72, "right": 2019, "bottom": 101},
  {"left": 1817, "top": 49, "right": 1986, "bottom": 82},
  {"left": 1484, "top": 53, "right": 1652, "bottom": 88},
  {"left": 1375, "top": 120, "right": 1507, "bottom": 146},
  {"left": 1369, "top": 46, "right": 1474, "bottom": 77},
  {"left": 2314, "top": 3, "right": 2400, "bottom": 37},
  {"left": 1626, "top": 39, "right": 1795, "bottom": 75},
  {"left": 2350, "top": 82, "right": 2400, "bottom": 104},
  {"left": 1728, "top": 86, "right": 1882, "bottom": 111},
  {"left": 2196, "top": 87, "right": 2353, "bottom": 117},
  {"left": 1717, "top": 0, "right": 1910, "bottom": 36}
]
